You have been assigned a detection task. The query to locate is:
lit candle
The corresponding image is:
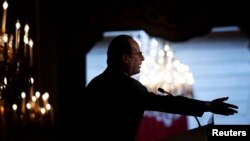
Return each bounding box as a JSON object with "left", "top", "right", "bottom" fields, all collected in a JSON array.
[
  {"left": 31, "top": 95, "right": 36, "bottom": 109},
  {"left": 29, "top": 39, "right": 33, "bottom": 67},
  {"left": 12, "top": 104, "right": 18, "bottom": 123},
  {"left": 21, "top": 92, "right": 26, "bottom": 114},
  {"left": 0, "top": 102, "right": 6, "bottom": 134},
  {"left": 3, "top": 33, "right": 8, "bottom": 64},
  {"left": 46, "top": 104, "right": 54, "bottom": 125},
  {"left": 23, "top": 24, "right": 29, "bottom": 58},
  {"left": 8, "top": 34, "right": 13, "bottom": 62},
  {"left": 0, "top": 101, "right": 4, "bottom": 116},
  {"left": 42, "top": 92, "right": 49, "bottom": 107},
  {"left": 35, "top": 91, "right": 40, "bottom": 106},
  {"left": 24, "top": 24, "right": 29, "bottom": 38},
  {"left": 15, "top": 20, "right": 21, "bottom": 53},
  {"left": 30, "top": 77, "right": 34, "bottom": 99},
  {"left": 3, "top": 77, "right": 7, "bottom": 85},
  {"left": 12, "top": 104, "right": 18, "bottom": 111},
  {"left": 1, "top": 1, "right": 8, "bottom": 33}
]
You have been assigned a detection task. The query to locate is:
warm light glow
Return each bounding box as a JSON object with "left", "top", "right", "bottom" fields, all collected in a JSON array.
[
  {"left": 24, "top": 37, "right": 28, "bottom": 44},
  {"left": 30, "top": 77, "right": 34, "bottom": 84},
  {"left": 46, "top": 104, "right": 51, "bottom": 110},
  {"left": 29, "top": 39, "right": 33, "bottom": 47},
  {"left": 15, "top": 20, "right": 21, "bottom": 29},
  {"left": 4, "top": 77, "right": 7, "bottom": 85},
  {"left": 42, "top": 92, "right": 49, "bottom": 101},
  {"left": 26, "top": 103, "right": 31, "bottom": 109},
  {"left": 24, "top": 24, "right": 29, "bottom": 32},
  {"left": 40, "top": 108, "right": 46, "bottom": 114},
  {"left": 3, "top": 33, "right": 8, "bottom": 42},
  {"left": 0, "top": 105, "right": 4, "bottom": 113},
  {"left": 21, "top": 92, "right": 26, "bottom": 98},
  {"left": 0, "top": 1, "right": 53, "bottom": 128},
  {"left": 29, "top": 39, "right": 33, "bottom": 66},
  {"left": 32, "top": 96, "right": 36, "bottom": 102},
  {"left": 1, "top": 1, "right": 8, "bottom": 33},
  {"left": 15, "top": 20, "right": 21, "bottom": 50},
  {"left": 12, "top": 104, "right": 17, "bottom": 111},
  {"left": 2, "top": 1, "right": 8, "bottom": 9},
  {"left": 35, "top": 91, "right": 40, "bottom": 98},
  {"left": 23, "top": 24, "right": 29, "bottom": 44}
]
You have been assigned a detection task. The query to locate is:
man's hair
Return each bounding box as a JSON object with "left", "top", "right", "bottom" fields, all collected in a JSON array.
[{"left": 107, "top": 34, "right": 133, "bottom": 67}]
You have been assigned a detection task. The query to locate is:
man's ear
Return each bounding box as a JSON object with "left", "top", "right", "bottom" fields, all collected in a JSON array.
[{"left": 122, "top": 54, "right": 130, "bottom": 64}]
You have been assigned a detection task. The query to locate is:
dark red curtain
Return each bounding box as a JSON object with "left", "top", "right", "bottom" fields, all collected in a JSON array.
[{"left": 136, "top": 111, "right": 188, "bottom": 141}]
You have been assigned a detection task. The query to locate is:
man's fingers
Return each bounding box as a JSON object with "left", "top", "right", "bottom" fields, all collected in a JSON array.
[
  {"left": 226, "top": 103, "right": 239, "bottom": 109},
  {"left": 219, "top": 97, "right": 229, "bottom": 101}
]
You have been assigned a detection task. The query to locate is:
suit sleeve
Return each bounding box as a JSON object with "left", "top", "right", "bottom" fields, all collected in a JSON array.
[{"left": 131, "top": 79, "right": 206, "bottom": 117}]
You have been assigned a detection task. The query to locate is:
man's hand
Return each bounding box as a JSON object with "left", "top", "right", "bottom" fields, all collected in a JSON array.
[{"left": 207, "top": 97, "right": 238, "bottom": 116}]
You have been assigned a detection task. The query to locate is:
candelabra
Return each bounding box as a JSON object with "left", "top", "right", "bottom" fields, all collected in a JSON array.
[{"left": 0, "top": 0, "right": 54, "bottom": 131}]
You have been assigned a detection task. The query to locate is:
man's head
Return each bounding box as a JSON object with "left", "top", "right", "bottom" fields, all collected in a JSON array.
[{"left": 107, "top": 35, "right": 144, "bottom": 76}]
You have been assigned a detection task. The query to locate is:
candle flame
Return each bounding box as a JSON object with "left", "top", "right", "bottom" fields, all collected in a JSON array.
[
  {"left": 16, "top": 20, "right": 21, "bottom": 29},
  {"left": 35, "top": 91, "right": 40, "bottom": 98},
  {"left": 3, "top": 1, "right": 8, "bottom": 9},
  {"left": 24, "top": 24, "right": 29, "bottom": 33},
  {"left": 21, "top": 92, "right": 26, "bottom": 98},
  {"left": 12, "top": 104, "right": 17, "bottom": 111},
  {"left": 42, "top": 92, "right": 49, "bottom": 101},
  {"left": 3, "top": 33, "right": 8, "bottom": 42},
  {"left": 30, "top": 77, "right": 34, "bottom": 84},
  {"left": 29, "top": 39, "right": 33, "bottom": 47}
]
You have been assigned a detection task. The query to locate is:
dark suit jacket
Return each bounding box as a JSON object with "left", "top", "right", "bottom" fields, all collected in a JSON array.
[{"left": 82, "top": 67, "right": 206, "bottom": 141}]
